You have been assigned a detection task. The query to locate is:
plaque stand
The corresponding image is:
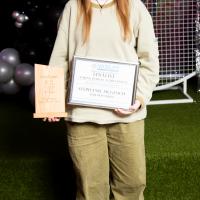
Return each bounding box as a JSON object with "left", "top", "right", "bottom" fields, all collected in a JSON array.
[{"left": 33, "top": 64, "right": 68, "bottom": 118}]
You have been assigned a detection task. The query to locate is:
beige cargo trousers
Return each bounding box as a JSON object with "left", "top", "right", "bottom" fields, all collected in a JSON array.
[{"left": 66, "top": 120, "right": 146, "bottom": 200}]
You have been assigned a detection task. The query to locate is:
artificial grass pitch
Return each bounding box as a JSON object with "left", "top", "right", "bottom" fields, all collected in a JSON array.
[
  {"left": 0, "top": 80, "right": 200, "bottom": 199},
  {"left": 145, "top": 153, "right": 200, "bottom": 200},
  {"left": 145, "top": 105, "right": 200, "bottom": 199},
  {"left": 0, "top": 159, "right": 76, "bottom": 200}
]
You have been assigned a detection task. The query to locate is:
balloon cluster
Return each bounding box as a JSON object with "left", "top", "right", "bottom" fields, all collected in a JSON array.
[
  {"left": 12, "top": 11, "right": 29, "bottom": 28},
  {"left": 0, "top": 48, "right": 35, "bottom": 105}
]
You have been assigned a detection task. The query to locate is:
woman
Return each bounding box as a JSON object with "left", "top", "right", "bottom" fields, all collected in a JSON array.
[{"left": 45, "top": 0, "right": 159, "bottom": 199}]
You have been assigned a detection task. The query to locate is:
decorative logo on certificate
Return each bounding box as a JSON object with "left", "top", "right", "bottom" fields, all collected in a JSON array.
[
  {"left": 68, "top": 56, "right": 139, "bottom": 109},
  {"left": 33, "top": 64, "right": 68, "bottom": 118}
]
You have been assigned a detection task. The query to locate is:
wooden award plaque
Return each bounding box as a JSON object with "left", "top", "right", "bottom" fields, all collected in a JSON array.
[{"left": 33, "top": 64, "right": 68, "bottom": 118}]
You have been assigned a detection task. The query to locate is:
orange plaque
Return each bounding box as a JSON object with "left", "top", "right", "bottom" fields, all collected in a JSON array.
[{"left": 33, "top": 64, "right": 67, "bottom": 118}]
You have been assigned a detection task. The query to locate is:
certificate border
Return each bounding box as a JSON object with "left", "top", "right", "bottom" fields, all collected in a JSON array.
[{"left": 67, "top": 56, "right": 139, "bottom": 109}]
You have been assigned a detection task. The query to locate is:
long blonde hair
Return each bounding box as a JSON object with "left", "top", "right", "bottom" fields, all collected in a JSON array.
[{"left": 77, "top": 0, "right": 131, "bottom": 43}]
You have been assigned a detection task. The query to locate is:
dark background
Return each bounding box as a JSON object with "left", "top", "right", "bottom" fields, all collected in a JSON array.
[{"left": 0, "top": 0, "right": 68, "bottom": 65}]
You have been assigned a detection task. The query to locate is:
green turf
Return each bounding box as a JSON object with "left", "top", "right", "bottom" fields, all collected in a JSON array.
[
  {"left": 144, "top": 79, "right": 200, "bottom": 200},
  {"left": 145, "top": 103, "right": 200, "bottom": 156},
  {"left": 145, "top": 154, "right": 200, "bottom": 200},
  {"left": 0, "top": 79, "right": 200, "bottom": 199},
  {"left": 0, "top": 159, "right": 76, "bottom": 200}
]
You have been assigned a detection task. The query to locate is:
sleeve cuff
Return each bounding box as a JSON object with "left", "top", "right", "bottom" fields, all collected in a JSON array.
[{"left": 136, "top": 96, "right": 145, "bottom": 109}]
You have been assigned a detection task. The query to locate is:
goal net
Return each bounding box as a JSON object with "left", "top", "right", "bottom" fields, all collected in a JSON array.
[{"left": 142, "top": 0, "right": 198, "bottom": 104}]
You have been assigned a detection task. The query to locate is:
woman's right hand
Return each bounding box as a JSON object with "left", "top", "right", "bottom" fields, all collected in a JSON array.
[{"left": 43, "top": 117, "right": 61, "bottom": 122}]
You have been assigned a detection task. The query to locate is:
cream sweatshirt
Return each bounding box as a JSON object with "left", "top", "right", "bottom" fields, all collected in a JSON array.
[{"left": 49, "top": 0, "right": 159, "bottom": 124}]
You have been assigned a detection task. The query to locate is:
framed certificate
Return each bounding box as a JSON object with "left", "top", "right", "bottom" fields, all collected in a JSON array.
[{"left": 67, "top": 56, "right": 139, "bottom": 110}]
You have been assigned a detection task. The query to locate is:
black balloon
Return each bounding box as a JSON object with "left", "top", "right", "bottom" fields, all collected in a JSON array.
[
  {"left": 26, "top": 49, "right": 36, "bottom": 58},
  {"left": 24, "top": 15, "right": 29, "bottom": 21},
  {"left": 1, "top": 79, "right": 21, "bottom": 95},
  {"left": 0, "top": 48, "right": 20, "bottom": 67},
  {"left": 47, "top": 6, "right": 63, "bottom": 25},
  {"left": 26, "top": 1, "right": 32, "bottom": 6},
  {"left": 24, "top": 48, "right": 37, "bottom": 63},
  {"left": 33, "top": 19, "right": 44, "bottom": 30},
  {"left": 29, "top": 84, "right": 35, "bottom": 106},
  {"left": 14, "top": 63, "right": 34, "bottom": 86},
  {"left": 12, "top": 11, "right": 20, "bottom": 19},
  {"left": 44, "top": 37, "right": 53, "bottom": 48},
  {"left": 15, "top": 21, "right": 23, "bottom": 28},
  {"left": 28, "top": 50, "right": 36, "bottom": 57},
  {"left": 16, "top": 14, "right": 26, "bottom": 23},
  {"left": 0, "top": 60, "right": 14, "bottom": 83}
]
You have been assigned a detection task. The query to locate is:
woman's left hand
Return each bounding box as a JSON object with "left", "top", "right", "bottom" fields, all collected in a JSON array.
[{"left": 114, "top": 100, "right": 141, "bottom": 116}]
